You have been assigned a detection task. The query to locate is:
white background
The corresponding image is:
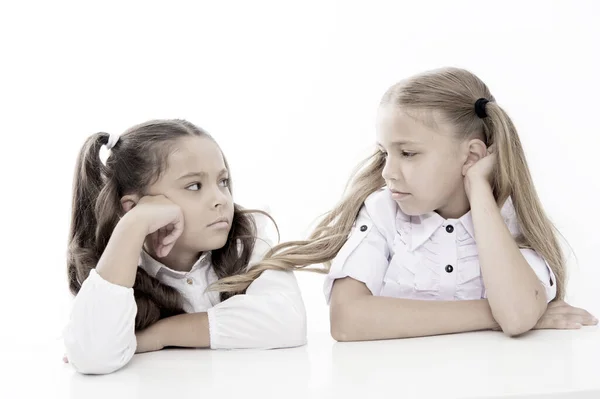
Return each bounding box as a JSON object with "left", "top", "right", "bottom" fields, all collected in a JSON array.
[{"left": 1, "top": 0, "right": 598, "bottom": 371}]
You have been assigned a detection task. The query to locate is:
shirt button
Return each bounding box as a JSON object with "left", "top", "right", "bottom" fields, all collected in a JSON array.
[
  {"left": 186, "top": 278, "right": 193, "bottom": 285},
  {"left": 360, "top": 225, "right": 368, "bottom": 232},
  {"left": 446, "top": 225, "right": 454, "bottom": 233},
  {"left": 445, "top": 265, "right": 454, "bottom": 273}
]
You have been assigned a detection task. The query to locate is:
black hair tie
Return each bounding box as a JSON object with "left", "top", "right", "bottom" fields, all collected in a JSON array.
[{"left": 474, "top": 98, "right": 489, "bottom": 119}]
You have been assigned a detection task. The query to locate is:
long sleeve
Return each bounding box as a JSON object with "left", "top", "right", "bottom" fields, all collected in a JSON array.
[
  {"left": 63, "top": 269, "right": 137, "bottom": 374},
  {"left": 206, "top": 211, "right": 307, "bottom": 349},
  {"left": 207, "top": 269, "right": 307, "bottom": 349}
]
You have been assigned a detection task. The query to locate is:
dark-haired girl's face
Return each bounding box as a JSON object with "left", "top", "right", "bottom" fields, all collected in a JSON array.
[{"left": 145, "top": 136, "right": 234, "bottom": 258}]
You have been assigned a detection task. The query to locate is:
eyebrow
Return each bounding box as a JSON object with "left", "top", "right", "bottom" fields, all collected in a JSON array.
[
  {"left": 177, "top": 169, "right": 228, "bottom": 180},
  {"left": 376, "top": 140, "right": 420, "bottom": 148}
]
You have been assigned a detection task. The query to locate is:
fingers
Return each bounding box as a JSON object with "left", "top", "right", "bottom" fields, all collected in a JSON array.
[
  {"left": 536, "top": 312, "right": 597, "bottom": 330},
  {"left": 545, "top": 306, "right": 590, "bottom": 317},
  {"left": 487, "top": 144, "right": 497, "bottom": 154},
  {"left": 148, "top": 228, "right": 168, "bottom": 258},
  {"left": 161, "top": 217, "right": 185, "bottom": 257},
  {"left": 162, "top": 224, "right": 177, "bottom": 246},
  {"left": 159, "top": 227, "right": 167, "bottom": 257},
  {"left": 157, "top": 227, "right": 170, "bottom": 257},
  {"left": 571, "top": 308, "right": 597, "bottom": 321},
  {"left": 544, "top": 303, "right": 598, "bottom": 323},
  {"left": 150, "top": 229, "right": 160, "bottom": 257},
  {"left": 539, "top": 319, "right": 582, "bottom": 330},
  {"left": 172, "top": 215, "right": 184, "bottom": 240},
  {"left": 577, "top": 311, "right": 599, "bottom": 326}
]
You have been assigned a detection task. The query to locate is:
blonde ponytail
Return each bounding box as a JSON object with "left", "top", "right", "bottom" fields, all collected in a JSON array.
[{"left": 485, "top": 103, "right": 566, "bottom": 299}]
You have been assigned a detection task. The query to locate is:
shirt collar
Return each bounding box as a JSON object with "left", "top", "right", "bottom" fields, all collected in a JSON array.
[
  {"left": 138, "top": 250, "right": 212, "bottom": 279},
  {"left": 395, "top": 197, "right": 517, "bottom": 252},
  {"left": 404, "top": 211, "right": 446, "bottom": 252}
]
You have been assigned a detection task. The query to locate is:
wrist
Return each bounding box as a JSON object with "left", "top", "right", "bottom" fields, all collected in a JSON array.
[
  {"left": 119, "top": 210, "right": 150, "bottom": 240},
  {"left": 465, "top": 176, "right": 492, "bottom": 201},
  {"left": 152, "top": 318, "right": 170, "bottom": 349}
]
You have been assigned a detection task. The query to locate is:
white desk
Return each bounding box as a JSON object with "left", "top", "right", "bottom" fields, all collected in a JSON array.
[{"left": 6, "top": 327, "right": 599, "bottom": 399}]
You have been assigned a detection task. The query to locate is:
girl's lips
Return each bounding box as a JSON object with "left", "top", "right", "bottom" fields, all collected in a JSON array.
[
  {"left": 391, "top": 191, "right": 411, "bottom": 200},
  {"left": 208, "top": 221, "right": 230, "bottom": 229}
]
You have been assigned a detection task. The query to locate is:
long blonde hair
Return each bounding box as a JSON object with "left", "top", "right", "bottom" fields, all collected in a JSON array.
[{"left": 210, "top": 67, "right": 567, "bottom": 300}]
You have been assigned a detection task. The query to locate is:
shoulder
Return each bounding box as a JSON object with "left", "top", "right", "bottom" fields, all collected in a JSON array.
[
  {"left": 245, "top": 207, "right": 278, "bottom": 268},
  {"left": 360, "top": 187, "right": 400, "bottom": 233}
]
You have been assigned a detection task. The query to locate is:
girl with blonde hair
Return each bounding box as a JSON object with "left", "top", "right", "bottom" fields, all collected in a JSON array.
[{"left": 214, "top": 67, "right": 597, "bottom": 341}]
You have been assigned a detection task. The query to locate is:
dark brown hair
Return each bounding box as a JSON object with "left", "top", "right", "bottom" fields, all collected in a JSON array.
[{"left": 67, "top": 119, "right": 270, "bottom": 330}]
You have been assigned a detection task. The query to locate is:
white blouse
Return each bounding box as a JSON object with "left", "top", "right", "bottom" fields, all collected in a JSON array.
[
  {"left": 324, "top": 187, "right": 556, "bottom": 303},
  {"left": 63, "top": 214, "right": 307, "bottom": 375}
]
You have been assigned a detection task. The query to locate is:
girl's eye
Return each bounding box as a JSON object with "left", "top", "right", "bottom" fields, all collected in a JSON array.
[
  {"left": 187, "top": 183, "right": 201, "bottom": 191},
  {"left": 401, "top": 151, "right": 417, "bottom": 158},
  {"left": 379, "top": 150, "right": 388, "bottom": 158},
  {"left": 220, "top": 178, "right": 230, "bottom": 188}
]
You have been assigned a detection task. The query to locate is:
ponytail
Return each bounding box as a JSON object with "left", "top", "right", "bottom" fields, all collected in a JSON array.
[
  {"left": 485, "top": 103, "right": 566, "bottom": 299},
  {"left": 66, "top": 131, "right": 185, "bottom": 330}
]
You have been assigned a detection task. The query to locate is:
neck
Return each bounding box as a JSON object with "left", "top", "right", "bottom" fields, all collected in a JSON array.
[
  {"left": 435, "top": 187, "right": 471, "bottom": 219},
  {"left": 143, "top": 242, "right": 202, "bottom": 272}
]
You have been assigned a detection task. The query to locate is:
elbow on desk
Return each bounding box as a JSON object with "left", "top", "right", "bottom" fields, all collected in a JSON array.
[
  {"left": 500, "top": 321, "right": 535, "bottom": 337},
  {"left": 64, "top": 338, "right": 133, "bottom": 375},
  {"left": 495, "top": 305, "right": 542, "bottom": 337},
  {"left": 329, "top": 302, "right": 361, "bottom": 342},
  {"left": 63, "top": 321, "right": 135, "bottom": 375},
  {"left": 251, "top": 292, "right": 309, "bottom": 349}
]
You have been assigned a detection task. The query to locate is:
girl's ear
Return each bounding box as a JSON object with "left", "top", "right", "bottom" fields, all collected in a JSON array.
[
  {"left": 120, "top": 194, "right": 141, "bottom": 213},
  {"left": 462, "top": 138, "right": 487, "bottom": 176}
]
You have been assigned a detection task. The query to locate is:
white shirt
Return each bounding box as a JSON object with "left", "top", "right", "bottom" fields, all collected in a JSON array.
[
  {"left": 324, "top": 187, "right": 556, "bottom": 303},
  {"left": 63, "top": 214, "right": 307, "bottom": 375}
]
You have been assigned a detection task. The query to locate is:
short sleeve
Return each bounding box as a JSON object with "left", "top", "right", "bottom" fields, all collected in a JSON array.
[
  {"left": 520, "top": 248, "right": 557, "bottom": 303},
  {"left": 323, "top": 206, "right": 391, "bottom": 303}
]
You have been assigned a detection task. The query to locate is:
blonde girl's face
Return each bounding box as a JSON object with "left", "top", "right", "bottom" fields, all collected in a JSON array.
[{"left": 376, "top": 105, "right": 470, "bottom": 218}]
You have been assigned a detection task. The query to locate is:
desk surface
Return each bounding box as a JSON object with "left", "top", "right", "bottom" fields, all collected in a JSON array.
[{"left": 6, "top": 326, "right": 599, "bottom": 399}]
